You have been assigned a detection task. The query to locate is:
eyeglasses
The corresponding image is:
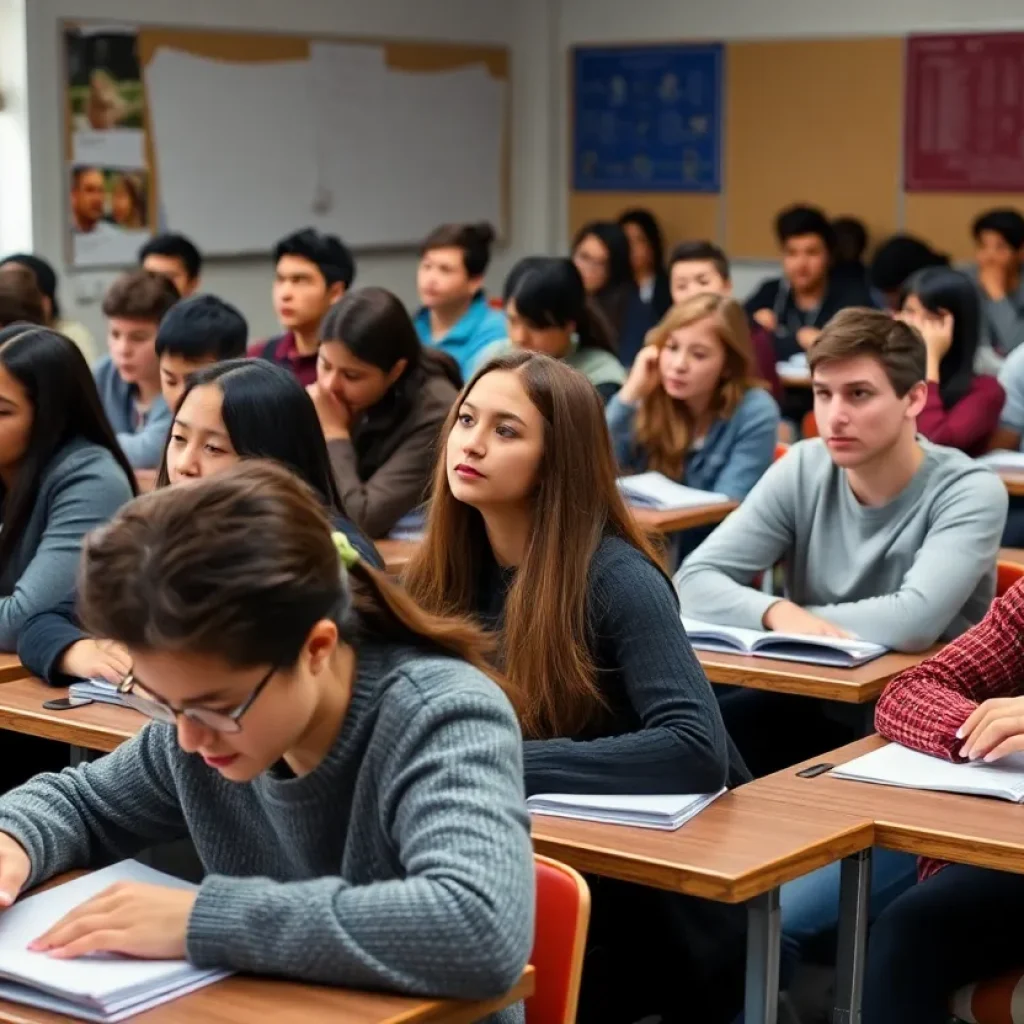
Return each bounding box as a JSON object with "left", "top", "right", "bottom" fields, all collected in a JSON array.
[{"left": 116, "top": 664, "right": 277, "bottom": 734}]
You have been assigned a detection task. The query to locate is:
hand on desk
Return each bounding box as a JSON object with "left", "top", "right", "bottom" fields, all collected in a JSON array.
[
  {"left": 0, "top": 833, "right": 30, "bottom": 907},
  {"left": 59, "top": 638, "right": 132, "bottom": 686},
  {"left": 957, "top": 696, "right": 1024, "bottom": 763},
  {"left": 762, "top": 599, "right": 853, "bottom": 639},
  {"left": 30, "top": 882, "right": 195, "bottom": 960}
]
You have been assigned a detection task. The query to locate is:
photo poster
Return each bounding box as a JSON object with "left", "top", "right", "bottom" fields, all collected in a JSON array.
[{"left": 64, "top": 22, "right": 154, "bottom": 268}]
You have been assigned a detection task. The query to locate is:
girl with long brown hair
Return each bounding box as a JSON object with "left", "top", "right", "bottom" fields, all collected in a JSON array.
[
  {"left": 607, "top": 292, "right": 779, "bottom": 500},
  {"left": 404, "top": 350, "right": 749, "bottom": 1024},
  {"left": 0, "top": 461, "right": 533, "bottom": 1017}
]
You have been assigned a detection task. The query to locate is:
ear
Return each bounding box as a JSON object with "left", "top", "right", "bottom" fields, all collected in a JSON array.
[
  {"left": 386, "top": 358, "right": 409, "bottom": 387},
  {"left": 722, "top": 279, "right": 734, "bottom": 297},
  {"left": 326, "top": 281, "right": 346, "bottom": 306},
  {"left": 905, "top": 379, "right": 929, "bottom": 420},
  {"left": 304, "top": 619, "right": 339, "bottom": 675},
  {"left": 467, "top": 274, "right": 485, "bottom": 295}
]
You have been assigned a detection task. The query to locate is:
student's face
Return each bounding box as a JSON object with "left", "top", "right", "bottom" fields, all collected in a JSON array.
[
  {"left": 143, "top": 254, "right": 196, "bottom": 298},
  {"left": 165, "top": 383, "right": 238, "bottom": 484},
  {"left": 159, "top": 353, "right": 218, "bottom": 413},
  {"left": 125, "top": 628, "right": 339, "bottom": 784},
  {"left": 658, "top": 318, "right": 728, "bottom": 404},
  {"left": 446, "top": 369, "right": 545, "bottom": 511},
  {"left": 572, "top": 234, "right": 611, "bottom": 294},
  {"left": 812, "top": 355, "right": 926, "bottom": 468},
  {"left": 107, "top": 317, "right": 160, "bottom": 387},
  {"left": 71, "top": 170, "right": 105, "bottom": 227},
  {"left": 976, "top": 229, "right": 1020, "bottom": 276},
  {"left": 670, "top": 260, "right": 731, "bottom": 305},
  {"left": 782, "top": 234, "right": 830, "bottom": 292},
  {"left": 0, "top": 364, "right": 33, "bottom": 471},
  {"left": 417, "top": 247, "right": 477, "bottom": 311},
  {"left": 273, "top": 255, "right": 342, "bottom": 332},
  {"left": 622, "top": 222, "right": 654, "bottom": 277},
  {"left": 317, "top": 340, "right": 405, "bottom": 415},
  {"left": 505, "top": 300, "right": 572, "bottom": 359}
]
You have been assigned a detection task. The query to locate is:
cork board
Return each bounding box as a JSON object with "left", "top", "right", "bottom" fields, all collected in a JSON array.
[
  {"left": 904, "top": 193, "right": 1024, "bottom": 262},
  {"left": 568, "top": 192, "right": 720, "bottom": 249}
]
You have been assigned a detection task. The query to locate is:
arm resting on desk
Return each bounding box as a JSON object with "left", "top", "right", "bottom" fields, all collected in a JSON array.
[{"left": 17, "top": 592, "right": 88, "bottom": 685}]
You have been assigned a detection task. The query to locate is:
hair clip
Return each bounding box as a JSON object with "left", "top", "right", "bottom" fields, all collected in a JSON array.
[{"left": 332, "top": 531, "right": 361, "bottom": 570}]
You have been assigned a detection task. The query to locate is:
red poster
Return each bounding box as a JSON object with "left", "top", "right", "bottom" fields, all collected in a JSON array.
[{"left": 905, "top": 33, "right": 1024, "bottom": 192}]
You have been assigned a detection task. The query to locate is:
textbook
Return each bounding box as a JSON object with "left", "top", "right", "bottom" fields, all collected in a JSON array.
[
  {"left": 977, "top": 449, "right": 1024, "bottom": 473},
  {"left": 617, "top": 472, "right": 731, "bottom": 511},
  {"left": 0, "top": 861, "right": 229, "bottom": 1021},
  {"left": 830, "top": 742, "right": 1024, "bottom": 802},
  {"left": 527, "top": 789, "right": 726, "bottom": 830},
  {"left": 69, "top": 678, "right": 132, "bottom": 709},
  {"left": 681, "top": 617, "right": 888, "bottom": 669}
]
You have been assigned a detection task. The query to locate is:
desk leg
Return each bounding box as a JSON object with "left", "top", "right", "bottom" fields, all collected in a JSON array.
[
  {"left": 856, "top": 702, "right": 875, "bottom": 738},
  {"left": 744, "top": 887, "right": 781, "bottom": 1024},
  {"left": 69, "top": 745, "right": 94, "bottom": 766},
  {"left": 833, "top": 849, "right": 872, "bottom": 1024}
]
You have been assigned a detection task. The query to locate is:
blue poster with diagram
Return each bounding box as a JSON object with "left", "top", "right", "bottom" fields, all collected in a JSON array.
[{"left": 573, "top": 43, "right": 723, "bottom": 192}]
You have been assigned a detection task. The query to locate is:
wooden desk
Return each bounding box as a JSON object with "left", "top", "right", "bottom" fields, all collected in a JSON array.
[
  {"left": 0, "top": 653, "right": 29, "bottom": 684},
  {"left": 633, "top": 501, "right": 737, "bottom": 534},
  {"left": 1000, "top": 471, "right": 1024, "bottom": 497},
  {"left": 1001, "top": 546, "right": 1024, "bottom": 565},
  {"left": 377, "top": 537, "right": 420, "bottom": 575}
]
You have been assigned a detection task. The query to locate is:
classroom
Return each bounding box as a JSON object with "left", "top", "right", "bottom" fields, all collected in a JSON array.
[{"left": 2, "top": 0, "right": 1024, "bottom": 1022}]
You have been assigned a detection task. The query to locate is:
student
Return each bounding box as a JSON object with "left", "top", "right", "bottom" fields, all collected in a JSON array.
[
  {"left": 250, "top": 228, "right": 355, "bottom": 387},
  {"left": 862, "top": 583, "right": 1024, "bottom": 1024},
  {"left": 830, "top": 215, "right": 871, "bottom": 290},
  {"left": 19, "top": 358, "right": 384, "bottom": 686},
  {"left": 0, "top": 264, "right": 45, "bottom": 328},
  {"left": 617, "top": 208, "right": 672, "bottom": 366},
  {"left": 0, "top": 462, "right": 534, "bottom": 1019},
  {"left": 869, "top": 233, "right": 949, "bottom": 312},
  {"left": 502, "top": 256, "right": 625, "bottom": 401},
  {"left": 156, "top": 294, "right": 248, "bottom": 412},
  {"left": 309, "top": 287, "right": 460, "bottom": 539},
  {"left": 607, "top": 293, "right": 779, "bottom": 501},
  {"left": 139, "top": 233, "right": 203, "bottom": 299},
  {"left": 0, "top": 325, "right": 135, "bottom": 651},
  {"left": 667, "top": 240, "right": 781, "bottom": 399},
  {"left": 570, "top": 220, "right": 636, "bottom": 351},
  {"left": 0, "top": 254, "right": 99, "bottom": 362},
  {"left": 405, "top": 351, "right": 749, "bottom": 1024},
  {"left": 413, "top": 223, "right": 507, "bottom": 380},
  {"left": 897, "top": 266, "right": 1004, "bottom": 455},
  {"left": 94, "top": 270, "right": 179, "bottom": 470},
  {"left": 970, "top": 207, "right": 1024, "bottom": 363}
]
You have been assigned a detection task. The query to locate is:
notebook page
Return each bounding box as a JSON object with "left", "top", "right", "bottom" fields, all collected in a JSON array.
[
  {"left": 978, "top": 449, "right": 1024, "bottom": 472},
  {"left": 681, "top": 617, "right": 762, "bottom": 652}
]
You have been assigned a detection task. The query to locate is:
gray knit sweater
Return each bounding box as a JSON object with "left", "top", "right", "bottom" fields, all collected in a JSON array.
[{"left": 0, "top": 642, "right": 534, "bottom": 1023}]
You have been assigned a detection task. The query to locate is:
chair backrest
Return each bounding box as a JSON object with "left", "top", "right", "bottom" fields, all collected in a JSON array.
[
  {"left": 527, "top": 854, "right": 591, "bottom": 1024},
  {"left": 801, "top": 410, "right": 819, "bottom": 438},
  {"left": 997, "top": 560, "right": 1024, "bottom": 598},
  {"left": 774, "top": 442, "right": 790, "bottom": 461}
]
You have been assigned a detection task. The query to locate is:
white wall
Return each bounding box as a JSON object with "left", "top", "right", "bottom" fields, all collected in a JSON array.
[
  {"left": 0, "top": 0, "right": 33, "bottom": 254},
  {"left": 19, "top": 0, "right": 558, "bottom": 345}
]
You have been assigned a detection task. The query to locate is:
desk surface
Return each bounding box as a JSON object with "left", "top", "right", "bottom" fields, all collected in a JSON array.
[
  {"left": 697, "top": 648, "right": 936, "bottom": 704},
  {"left": 632, "top": 501, "right": 738, "bottom": 535},
  {"left": 0, "top": 653, "right": 28, "bottom": 684},
  {"left": 1001, "top": 546, "right": 1024, "bottom": 564},
  {"left": 0, "top": 677, "right": 142, "bottom": 752},
  {"left": 1000, "top": 471, "right": 1024, "bottom": 498},
  {"left": 376, "top": 538, "right": 419, "bottom": 575}
]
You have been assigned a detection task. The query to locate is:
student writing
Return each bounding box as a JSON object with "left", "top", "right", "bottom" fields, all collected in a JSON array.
[
  {"left": 405, "top": 351, "right": 749, "bottom": 1024},
  {"left": 309, "top": 287, "right": 460, "bottom": 538},
  {"left": 139, "top": 233, "right": 203, "bottom": 300},
  {"left": 617, "top": 208, "right": 672, "bottom": 366},
  {"left": 502, "top": 256, "right": 625, "bottom": 401},
  {"left": 0, "top": 462, "right": 534, "bottom": 1021}
]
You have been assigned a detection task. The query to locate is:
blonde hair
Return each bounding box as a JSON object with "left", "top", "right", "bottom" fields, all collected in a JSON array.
[{"left": 635, "top": 293, "right": 758, "bottom": 478}]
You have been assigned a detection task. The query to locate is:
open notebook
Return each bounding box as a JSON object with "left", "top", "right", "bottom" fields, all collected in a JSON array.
[
  {"left": 527, "top": 789, "right": 726, "bottom": 831},
  {"left": 977, "top": 449, "right": 1024, "bottom": 473},
  {"left": 830, "top": 742, "right": 1024, "bottom": 803},
  {"left": 682, "top": 618, "right": 888, "bottom": 669},
  {"left": 0, "top": 861, "right": 228, "bottom": 1021},
  {"left": 617, "top": 472, "right": 731, "bottom": 511}
]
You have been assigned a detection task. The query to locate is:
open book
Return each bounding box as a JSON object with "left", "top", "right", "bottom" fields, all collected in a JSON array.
[
  {"left": 830, "top": 742, "right": 1024, "bottom": 802},
  {"left": 527, "top": 789, "right": 726, "bottom": 831},
  {"left": 617, "top": 472, "right": 730, "bottom": 511},
  {"left": 977, "top": 449, "right": 1024, "bottom": 473},
  {"left": 0, "top": 861, "right": 229, "bottom": 1021},
  {"left": 682, "top": 617, "right": 888, "bottom": 669}
]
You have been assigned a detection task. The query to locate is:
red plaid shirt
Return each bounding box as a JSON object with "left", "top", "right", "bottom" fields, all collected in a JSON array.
[{"left": 875, "top": 577, "right": 1024, "bottom": 879}]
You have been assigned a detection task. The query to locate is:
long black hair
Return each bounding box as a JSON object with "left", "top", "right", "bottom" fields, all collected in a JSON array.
[
  {"left": 571, "top": 220, "right": 635, "bottom": 340},
  {"left": 0, "top": 325, "right": 136, "bottom": 569},
  {"left": 618, "top": 208, "right": 666, "bottom": 277},
  {"left": 155, "top": 358, "right": 347, "bottom": 516},
  {"left": 504, "top": 257, "right": 617, "bottom": 357},
  {"left": 899, "top": 267, "right": 981, "bottom": 409}
]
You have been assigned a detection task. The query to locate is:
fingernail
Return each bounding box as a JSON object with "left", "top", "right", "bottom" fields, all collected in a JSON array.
[
  {"left": 955, "top": 728, "right": 964, "bottom": 739},
  {"left": 984, "top": 752, "right": 998, "bottom": 763},
  {"left": 0, "top": 892, "right": 12, "bottom": 908},
  {"left": 959, "top": 746, "right": 969, "bottom": 759}
]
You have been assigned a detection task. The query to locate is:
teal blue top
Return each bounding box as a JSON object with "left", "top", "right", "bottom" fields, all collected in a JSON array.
[{"left": 414, "top": 292, "right": 507, "bottom": 380}]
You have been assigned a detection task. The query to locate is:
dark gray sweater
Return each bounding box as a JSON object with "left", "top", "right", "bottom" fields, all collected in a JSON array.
[{"left": 0, "top": 642, "right": 534, "bottom": 1022}]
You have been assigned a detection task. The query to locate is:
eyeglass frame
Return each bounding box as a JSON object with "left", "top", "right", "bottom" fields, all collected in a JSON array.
[{"left": 116, "top": 663, "right": 277, "bottom": 734}]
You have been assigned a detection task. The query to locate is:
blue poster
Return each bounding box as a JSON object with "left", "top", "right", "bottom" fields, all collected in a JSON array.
[{"left": 573, "top": 43, "right": 723, "bottom": 192}]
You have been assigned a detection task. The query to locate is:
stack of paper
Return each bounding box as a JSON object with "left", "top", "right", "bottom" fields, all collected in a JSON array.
[
  {"left": 0, "top": 861, "right": 229, "bottom": 1021},
  {"left": 68, "top": 678, "right": 131, "bottom": 709},
  {"left": 617, "top": 472, "right": 730, "bottom": 511},
  {"left": 977, "top": 449, "right": 1024, "bottom": 473},
  {"left": 527, "top": 789, "right": 726, "bottom": 830},
  {"left": 830, "top": 742, "right": 1024, "bottom": 802}
]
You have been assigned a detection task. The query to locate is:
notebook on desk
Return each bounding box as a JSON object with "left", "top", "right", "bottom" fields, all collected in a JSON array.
[
  {"left": 527, "top": 789, "right": 726, "bottom": 830},
  {"left": 69, "top": 678, "right": 133, "bottom": 710},
  {"left": 977, "top": 449, "right": 1024, "bottom": 473},
  {"left": 617, "top": 472, "right": 730, "bottom": 511},
  {"left": 830, "top": 742, "right": 1024, "bottom": 802},
  {"left": 0, "top": 861, "right": 229, "bottom": 1021},
  {"left": 682, "top": 618, "right": 888, "bottom": 668}
]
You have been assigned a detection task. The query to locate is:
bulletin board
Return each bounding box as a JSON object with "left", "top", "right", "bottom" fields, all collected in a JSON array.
[{"left": 63, "top": 21, "right": 509, "bottom": 268}]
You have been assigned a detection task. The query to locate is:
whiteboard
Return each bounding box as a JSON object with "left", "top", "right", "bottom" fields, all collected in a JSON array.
[{"left": 143, "top": 42, "right": 506, "bottom": 255}]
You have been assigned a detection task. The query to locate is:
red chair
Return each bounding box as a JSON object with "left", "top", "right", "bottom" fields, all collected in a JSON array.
[
  {"left": 952, "top": 970, "right": 1024, "bottom": 1022},
  {"left": 801, "top": 411, "right": 819, "bottom": 438},
  {"left": 997, "top": 560, "right": 1024, "bottom": 598},
  {"left": 527, "top": 855, "right": 591, "bottom": 1024},
  {"left": 774, "top": 442, "right": 789, "bottom": 462}
]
